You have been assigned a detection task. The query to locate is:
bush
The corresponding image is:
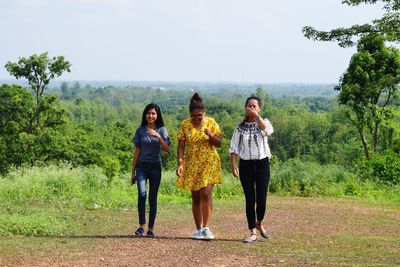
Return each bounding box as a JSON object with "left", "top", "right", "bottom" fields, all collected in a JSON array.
[
  {"left": 270, "top": 159, "right": 358, "bottom": 197},
  {"left": 356, "top": 151, "right": 400, "bottom": 185}
]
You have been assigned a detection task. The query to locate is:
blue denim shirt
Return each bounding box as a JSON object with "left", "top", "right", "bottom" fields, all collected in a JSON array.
[{"left": 133, "top": 126, "right": 170, "bottom": 163}]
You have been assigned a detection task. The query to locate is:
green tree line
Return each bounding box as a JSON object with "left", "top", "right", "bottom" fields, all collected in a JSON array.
[{"left": 1, "top": 55, "right": 399, "bottom": 185}]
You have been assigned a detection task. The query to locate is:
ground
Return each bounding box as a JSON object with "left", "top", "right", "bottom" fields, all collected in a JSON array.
[{"left": 0, "top": 196, "right": 399, "bottom": 266}]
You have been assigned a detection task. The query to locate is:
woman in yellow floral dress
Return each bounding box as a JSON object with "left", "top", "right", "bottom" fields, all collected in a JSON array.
[{"left": 176, "top": 93, "right": 223, "bottom": 240}]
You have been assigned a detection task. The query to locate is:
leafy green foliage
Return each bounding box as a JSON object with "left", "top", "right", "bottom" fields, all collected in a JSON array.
[
  {"left": 0, "top": 84, "right": 35, "bottom": 173},
  {"left": 5, "top": 53, "right": 71, "bottom": 99},
  {"left": 303, "top": 0, "right": 400, "bottom": 47},
  {"left": 270, "top": 159, "right": 400, "bottom": 200},
  {"left": 2, "top": 76, "right": 399, "bottom": 183},
  {"left": 335, "top": 34, "right": 400, "bottom": 158},
  {"left": 1, "top": 53, "right": 71, "bottom": 169},
  {"left": 356, "top": 151, "right": 400, "bottom": 184}
]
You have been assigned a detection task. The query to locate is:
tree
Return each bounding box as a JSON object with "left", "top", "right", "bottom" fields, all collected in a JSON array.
[
  {"left": 4, "top": 52, "right": 71, "bottom": 165},
  {"left": 6, "top": 53, "right": 71, "bottom": 127},
  {"left": 303, "top": 0, "right": 400, "bottom": 47},
  {"left": 335, "top": 34, "right": 400, "bottom": 159},
  {"left": 0, "top": 84, "right": 34, "bottom": 173}
]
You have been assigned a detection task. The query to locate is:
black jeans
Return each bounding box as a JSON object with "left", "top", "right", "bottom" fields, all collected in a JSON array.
[{"left": 239, "top": 157, "right": 270, "bottom": 230}]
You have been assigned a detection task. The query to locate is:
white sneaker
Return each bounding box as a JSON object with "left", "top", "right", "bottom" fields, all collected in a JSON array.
[
  {"left": 202, "top": 227, "right": 215, "bottom": 240},
  {"left": 192, "top": 229, "right": 203, "bottom": 240}
]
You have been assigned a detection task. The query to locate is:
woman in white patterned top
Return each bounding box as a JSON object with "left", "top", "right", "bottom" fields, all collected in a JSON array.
[{"left": 229, "top": 96, "right": 273, "bottom": 243}]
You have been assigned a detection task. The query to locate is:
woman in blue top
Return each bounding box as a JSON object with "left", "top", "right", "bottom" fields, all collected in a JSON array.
[{"left": 131, "top": 103, "right": 170, "bottom": 238}]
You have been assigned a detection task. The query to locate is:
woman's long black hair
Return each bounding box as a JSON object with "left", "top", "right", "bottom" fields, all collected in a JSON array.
[{"left": 141, "top": 103, "right": 165, "bottom": 128}]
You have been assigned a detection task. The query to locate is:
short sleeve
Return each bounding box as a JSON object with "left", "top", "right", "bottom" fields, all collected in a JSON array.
[
  {"left": 261, "top": 118, "right": 274, "bottom": 137},
  {"left": 210, "top": 118, "right": 222, "bottom": 137},
  {"left": 133, "top": 127, "right": 141, "bottom": 148},
  {"left": 229, "top": 128, "right": 240, "bottom": 154},
  {"left": 159, "top": 127, "right": 171, "bottom": 145},
  {"left": 177, "top": 120, "right": 186, "bottom": 141}
]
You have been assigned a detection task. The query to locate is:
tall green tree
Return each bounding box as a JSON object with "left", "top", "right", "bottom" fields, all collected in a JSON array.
[
  {"left": 4, "top": 52, "right": 71, "bottom": 165},
  {"left": 6, "top": 53, "right": 71, "bottom": 128},
  {"left": 302, "top": 0, "right": 400, "bottom": 47},
  {"left": 335, "top": 34, "right": 400, "bottom": 159}
]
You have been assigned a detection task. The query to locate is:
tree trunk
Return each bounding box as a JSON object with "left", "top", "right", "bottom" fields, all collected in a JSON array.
[
  {"left": 373, "top": 121, "right": 379, "bottom": 152},
  {"left": 358, "top": 128, "right": 370, "bottom": 160}
]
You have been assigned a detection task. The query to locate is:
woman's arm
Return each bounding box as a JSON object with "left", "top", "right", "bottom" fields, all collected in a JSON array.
[
  {"left": 259, "top": 118, "right": 274, "bottom": 136},
  {"left": 131, "top": 147, "right": 140, "bottom": 185},
  {"left": 255, "top": 114, "right": 267, "bottom": 130},
  {"left": 148, "top": 128, "right": 170, "bottom": 152},
  {"left": 176, "top": 140, "right": 185, "bottom": 177},
  {"left": 230, "top": 153, "right": 239, "bottom": 178},
  {"left": 158, "top": 136, "right": 170, "bottom": 152},
  {"left": 204, "top": 127, "right": 221, "bottom": 147}
]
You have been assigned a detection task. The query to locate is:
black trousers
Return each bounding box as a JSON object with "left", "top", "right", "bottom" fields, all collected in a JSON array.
[{"left": 239, "top": 157, "right": 270, "bottom": 230}]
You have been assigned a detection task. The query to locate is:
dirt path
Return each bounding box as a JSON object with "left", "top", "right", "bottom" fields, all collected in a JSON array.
[{"left": 1, "top": 196, "right": 399, "bottom": 266}]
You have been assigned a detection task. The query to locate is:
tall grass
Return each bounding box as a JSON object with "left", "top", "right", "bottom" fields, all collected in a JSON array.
[
  {"left": 270, "top": 159, "right": 400, "bottom": 202},
  {"left": 0, "top": 161, "right": 398, "bottom": 236}
]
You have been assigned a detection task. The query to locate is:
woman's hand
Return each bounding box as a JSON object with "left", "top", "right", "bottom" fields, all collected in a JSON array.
[
  {"left": 230, "top": 153, "right": 239, "bottom": 178},
  {"left": 131, "top": 173, "right": 136, "bottom": 185},
  {"left": 204, "top": 127, "right": 221, "bottom": 147},
  {"left": 204, "top": 127, "right": 213, "bottom": 137},
  {"left": 176, "top": 165, "right": 183, "bottom": 177},
  {"left": 246, "top": 107, "right": 259, "bottom": 119},
  {"left": 231, "top": 164, "right": 239, "bottom": 178},
  {"left": 148, "top": 129, "right": 161, "bottom": 139}
]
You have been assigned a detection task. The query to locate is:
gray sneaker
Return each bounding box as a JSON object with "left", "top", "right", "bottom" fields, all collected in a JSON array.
[
  {"left": 202, "top": 227, "right": 215, "bottom": 240},
  {"left": 192, "top": 229, "right": 203, "bottom": 240}
]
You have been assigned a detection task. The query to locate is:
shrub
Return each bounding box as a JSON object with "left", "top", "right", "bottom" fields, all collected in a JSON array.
[
  {"left": 0, "top": 214, "right": 66, "bottom": 236},
  {"left": 356, "top": 151, "right": 400, "bottom": 185}
]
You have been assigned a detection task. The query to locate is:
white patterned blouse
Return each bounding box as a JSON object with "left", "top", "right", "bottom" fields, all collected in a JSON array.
[{"left": 229, "top": 118, "right": 274, "bottom": 160}]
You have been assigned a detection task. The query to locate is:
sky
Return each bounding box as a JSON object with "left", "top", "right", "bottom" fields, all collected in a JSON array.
[{"left": 0, "top": 0, "right": 390, "bottom": 83}]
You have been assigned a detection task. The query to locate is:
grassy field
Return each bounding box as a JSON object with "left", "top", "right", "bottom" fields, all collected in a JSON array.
[
  {"left": 1, "top": 164, "right": 399, "bottom": 266},
  {"left": 0, "top": 196, "right": 399, "bottom": 266}
]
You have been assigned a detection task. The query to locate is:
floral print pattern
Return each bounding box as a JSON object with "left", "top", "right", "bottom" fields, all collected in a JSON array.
[{"left": 176, "top": 117, "right": 223, "bottom": 191}]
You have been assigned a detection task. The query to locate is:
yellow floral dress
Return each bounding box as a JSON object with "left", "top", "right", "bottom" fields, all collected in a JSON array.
[{"left": 176, "top": 116, "right": 223, "bottom": 191}]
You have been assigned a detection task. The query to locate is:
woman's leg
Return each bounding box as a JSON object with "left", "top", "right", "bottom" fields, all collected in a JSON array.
[
  {"left": 148, "top": 165, "right": 161, "bottom": 229},
  {"left": 191, "top": 190, "right": 202, "bottom": 229},
  {"left": 200, "top": 184, "right": 214, "bottom": 228},
  {"left": 239, "top": 160, "right": 256, "bottom": 230},
  {"left": 255, "top": 158, "right": 270, "bottom": 225},
  {"left": 135, "top": 168, "right": 147, "bottom": 227}
]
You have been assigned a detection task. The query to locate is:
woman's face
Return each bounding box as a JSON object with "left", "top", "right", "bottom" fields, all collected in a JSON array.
[
  {"left": 146, "top": 108, "right": 158, "bottom": 125},
  {"left": 246, "top": 99, "right": 261, "bottom": 114},
  {"left": 190, "top": 108, "right": 205, "bottom": 124}
]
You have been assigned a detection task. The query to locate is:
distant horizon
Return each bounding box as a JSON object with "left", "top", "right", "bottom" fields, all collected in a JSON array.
[{"left": 0, "top": 78, "right": 337, "bottom": 86}]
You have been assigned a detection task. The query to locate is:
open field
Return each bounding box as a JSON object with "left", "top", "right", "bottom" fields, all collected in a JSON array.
[{"left": 0, "top": 196, "right": 399, "bottom": 266}]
